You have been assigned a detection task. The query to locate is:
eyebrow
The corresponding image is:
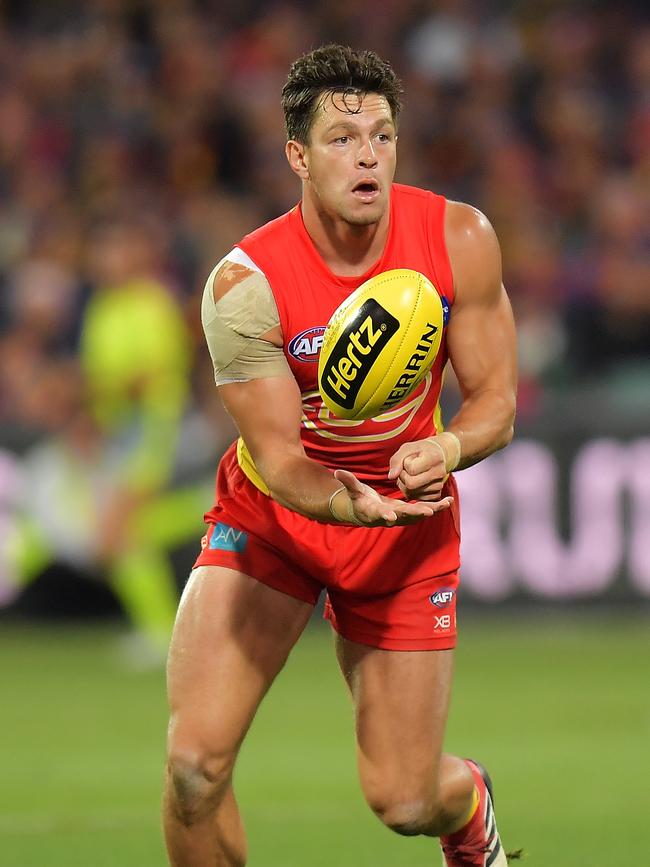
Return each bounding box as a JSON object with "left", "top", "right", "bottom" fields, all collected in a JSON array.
[{"left": 324, "top": 118, "right": 395, "bottom": 135}]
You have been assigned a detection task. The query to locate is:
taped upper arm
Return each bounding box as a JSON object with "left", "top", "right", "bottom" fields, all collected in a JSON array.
[{"left": 201, "top": 250, "right": 291, "bottom": 385}]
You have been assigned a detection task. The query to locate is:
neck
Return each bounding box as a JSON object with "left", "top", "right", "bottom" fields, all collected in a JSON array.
[{"left": 300, "top": 191, "right": 390, "bottom": 278}]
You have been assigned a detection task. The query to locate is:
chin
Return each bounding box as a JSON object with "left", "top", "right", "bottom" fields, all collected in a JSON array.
[{"left": 342, "top": 203, "right": 387, "bottom": 228}]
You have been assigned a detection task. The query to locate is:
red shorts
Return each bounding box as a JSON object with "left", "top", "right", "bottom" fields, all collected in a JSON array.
[{"left": 194, "top": 446, "right": 461, "bottom": 651}]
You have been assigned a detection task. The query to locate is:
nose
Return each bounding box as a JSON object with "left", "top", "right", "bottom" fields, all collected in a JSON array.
[{"left": 357, "top": 139, "right": 378, "bottom": 169}]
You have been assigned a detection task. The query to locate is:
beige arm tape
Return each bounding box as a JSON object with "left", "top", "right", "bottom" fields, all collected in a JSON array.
[
  {"left": 328, "top": 487, "right": 364, "bottom": 525},
  {"left": 425, "top": 431, "right": 462, "bottom": 473},
  {"left": 201, "top": 253, "right": 291, "bottom": 385}
]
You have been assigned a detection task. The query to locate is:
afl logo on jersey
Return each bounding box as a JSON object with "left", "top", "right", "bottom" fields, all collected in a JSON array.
[{"left": 288, "top": 326, "right": 327, "bottom": 362}]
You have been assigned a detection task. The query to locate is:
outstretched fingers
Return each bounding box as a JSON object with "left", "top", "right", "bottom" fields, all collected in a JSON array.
[
  {"left": 424, "top": 495, "right": 453, "bottom": 512},
  {"left": 334, "top": 469, "right": 453, "bottom": 526},
  {"left": 373, "top": 495, "right": 454, "bottom": 526}
]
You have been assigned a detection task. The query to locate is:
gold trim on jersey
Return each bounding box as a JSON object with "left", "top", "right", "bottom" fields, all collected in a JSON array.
[
  {"left": 237, "top": 437, "right": 270, "bottom": 495},
  {"left": 300, "top": 373, "right": 433, "bottom": 442},
  {"left": 433, "top": 367, "right": 446, "bottom": 433}
]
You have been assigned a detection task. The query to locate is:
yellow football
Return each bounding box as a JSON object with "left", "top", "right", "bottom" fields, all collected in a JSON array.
[{"left": 318, "top": 269, "right": 444, "bottom": 420}]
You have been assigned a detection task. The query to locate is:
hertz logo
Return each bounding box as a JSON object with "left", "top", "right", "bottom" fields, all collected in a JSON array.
[
  {"left": 320, "top": 299, "right": 399, "bottom": 410},
  {"left": 318, "top": 270, "right": 444, "bottom": 420}
]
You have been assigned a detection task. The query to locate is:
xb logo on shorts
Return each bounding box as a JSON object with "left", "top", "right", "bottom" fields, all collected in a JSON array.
[
  {"left": 429, "top": 588, "right": 455, "bottom": 608},
  {"left": 289, "top": 326, "right": 327, "bottom": 362},
  {"left": 209, "top": 522, "right": 248, "bottom": 553},
  {"left": 434, "top": 614, "right": 452, "bottom": 631}
]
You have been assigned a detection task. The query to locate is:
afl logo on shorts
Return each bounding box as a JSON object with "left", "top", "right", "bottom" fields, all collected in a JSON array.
[
  {"left": 429, "top": 588, "right": 455, "bottom": 608},
  {"left": 289, "top": 326, "right": 327, "bottom": 362}
]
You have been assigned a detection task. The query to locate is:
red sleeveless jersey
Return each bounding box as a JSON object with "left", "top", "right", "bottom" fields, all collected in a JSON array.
[{"left": 236, "top": 183, "right": 454, "bottom": 496}]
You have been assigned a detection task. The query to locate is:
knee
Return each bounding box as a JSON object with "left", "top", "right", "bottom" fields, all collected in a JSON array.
[
  {"left": 365, "top": 787, "right": 445, "bottom": 837},
  {"left": 166, "top": 746, "right": 235, "bottom": 825},
  {"left": 374, "top": 800, "right": 435, "bottom": 837}
]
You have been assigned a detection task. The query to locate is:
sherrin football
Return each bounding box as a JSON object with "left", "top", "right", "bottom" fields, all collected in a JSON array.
[{"left": 318, "top": 269, "right": 444, "bottom": 420}]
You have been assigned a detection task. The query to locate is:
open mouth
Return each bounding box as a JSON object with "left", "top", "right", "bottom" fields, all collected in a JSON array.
[{"left": 351, "top": 179, "right": 380, "bottom": 201}]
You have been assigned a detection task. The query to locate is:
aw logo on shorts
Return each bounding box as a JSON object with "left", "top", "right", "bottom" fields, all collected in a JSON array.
[
  {"left": 288, "top": 326, "right": 327, "bottom": 362},
  {"left": 209, "top": 522, "right": 248, "bottom": 553},
  {"left": 429, "top": 588, "right": 455, "bottom": 608}
]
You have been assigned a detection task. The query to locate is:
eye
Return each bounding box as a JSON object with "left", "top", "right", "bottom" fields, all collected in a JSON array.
[
  {"left": 376, "top": 133, "right": 392, "bottom": 143},
  {"left": 333, "top": 136, "right": 350, "bottom": 144}
]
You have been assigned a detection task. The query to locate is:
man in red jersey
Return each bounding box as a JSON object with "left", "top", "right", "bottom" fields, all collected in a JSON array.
[{"left": 163, "top": 45, "right": 518, "bottom": 867}]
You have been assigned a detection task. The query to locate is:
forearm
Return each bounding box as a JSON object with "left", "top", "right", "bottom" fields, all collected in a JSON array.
[
  {"left": 219, "top": 377, "right": 359, "bottom": 523},
  {"left": 445, "top": 388, "right": 515, "bottom": 470},
  {"left": 255, "top": 450, "right": 352, "bottom": 522}
]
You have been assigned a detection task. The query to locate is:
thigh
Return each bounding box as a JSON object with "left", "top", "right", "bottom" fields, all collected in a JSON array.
[
  {"left": 336, "top": 636, "right": 454, "bottom": 800},
  {"left": 167, "top": 565, "right": 314, "bottom": 756}
]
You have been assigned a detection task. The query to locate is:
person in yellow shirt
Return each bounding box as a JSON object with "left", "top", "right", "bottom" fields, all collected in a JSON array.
[
  {"left": 7, "top": 218, "right": 219, "bottom": 660},
  {"left": 79, "top": 218, "right": 193, "bottom": 657}
]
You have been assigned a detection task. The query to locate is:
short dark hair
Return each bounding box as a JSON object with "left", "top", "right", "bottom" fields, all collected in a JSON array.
[{"left": 281, "top": 44, "right": 403, "bottom": 143}]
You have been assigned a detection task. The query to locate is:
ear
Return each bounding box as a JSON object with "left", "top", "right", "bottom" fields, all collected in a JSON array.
[{"left": 286, "top": 140, "right": 310, "bottom": 180}]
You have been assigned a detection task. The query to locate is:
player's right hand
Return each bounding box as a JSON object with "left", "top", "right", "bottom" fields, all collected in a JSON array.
[{"left": 333, "top": 469, "right": 453, "bottom": 527}]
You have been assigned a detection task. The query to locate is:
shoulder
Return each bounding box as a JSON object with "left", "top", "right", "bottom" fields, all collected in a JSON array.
[
  {"left": 202, "top": 249, "right": 280, "bottom": 349},
  {"left": 444, "top": 201, "right": 502, "bottom": 304},
  {"left": 445, "top": 201, "right": 500, "bottom": 259},
  {"left": 204, "top": 250, "right": 276, "bottom": 322},
  {"left": 208, "top": 248, "right": 266, "bottom": 300},
  {"left": 239, "top": 206, "right": 297, "bottom": 248}
]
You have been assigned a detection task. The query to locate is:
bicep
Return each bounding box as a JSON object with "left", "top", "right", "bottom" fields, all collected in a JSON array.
[
  {"left": 444, "top": 201, "right": 517, "bottom": 398},
  {"left": 446, "top": 285, "right": 517, "bottom": 398}
]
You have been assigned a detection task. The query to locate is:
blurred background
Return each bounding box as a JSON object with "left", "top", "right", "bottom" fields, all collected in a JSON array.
[{"left": 1, "top": 0, "right": 648, "bottom": 865}]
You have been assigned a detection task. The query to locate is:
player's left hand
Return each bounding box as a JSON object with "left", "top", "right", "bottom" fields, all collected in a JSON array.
[{"left": 388, "top": 436, "right": 454, "bottom": 501}]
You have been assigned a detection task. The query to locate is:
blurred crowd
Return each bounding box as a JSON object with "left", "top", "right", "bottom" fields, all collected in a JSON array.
[{"left": 0, "top": 0, "right": 648, "bottom": 640}]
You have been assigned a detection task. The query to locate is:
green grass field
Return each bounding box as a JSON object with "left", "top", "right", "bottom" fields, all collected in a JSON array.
[{"left": 1, "top": 614, "right": 649, "bottom": 866}]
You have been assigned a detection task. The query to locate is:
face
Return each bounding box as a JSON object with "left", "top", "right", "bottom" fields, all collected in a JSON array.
[
  {"left": 87, "top": 225, "right": 153, "bottom": 286},
  {"left": 288, "top": 91, "right": 397, "bottom": 228}
]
